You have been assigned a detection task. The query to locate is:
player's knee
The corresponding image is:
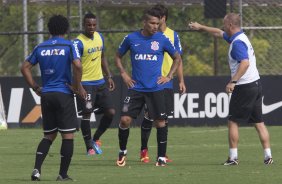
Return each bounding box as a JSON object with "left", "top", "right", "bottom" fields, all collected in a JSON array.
[
  {"left": 105, "top": 108, "right": 115, "bottom": 117},
  {"left": 155, "top": 119, "right": 166, "bottom": 128},
  {"left": 120, "top": 116, "right": 131, "bottom": 128}
]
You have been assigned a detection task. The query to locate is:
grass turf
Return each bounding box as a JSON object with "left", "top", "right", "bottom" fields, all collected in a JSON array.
[{"left": 0, "top": 126, "right": 281, "bottom": 184}]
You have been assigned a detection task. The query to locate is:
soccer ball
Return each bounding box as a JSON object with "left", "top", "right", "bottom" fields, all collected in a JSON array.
[{"left": 0, "top": 120, "right": 7, "bottom": 130}]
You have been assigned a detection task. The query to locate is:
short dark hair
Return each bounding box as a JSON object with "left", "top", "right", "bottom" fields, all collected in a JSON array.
[
  {"left": 143, "top": 8, "right": 161, "bottom": 20},
  {"left": 47, "top": 15, "right": 69, "bottom": 36},
  {"left": 83, "top": 12, "right": 96, "bottom": 24},
  {"left": 152, "top": 4, "right": 168, "bottom": 21}
]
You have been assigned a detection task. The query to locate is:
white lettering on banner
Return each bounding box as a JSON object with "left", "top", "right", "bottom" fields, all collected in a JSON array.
[
  {"left": 187, "top": 93, "right": 199, "bottom": 118},
  {"left": 205, "top": 93, "right": 216, "bottom": 118},
  {"left": 174, "top": 93, "right": 187, "bottom": 118},
  {"left": 174, "top": 92, "right": 230, "bottom": 119},
  {"left": 7, "top": 88, "right": 23, "bottom": 123},
  {"left": 29, "top": 88, "right": 41, "bottom": 104},
  {"left": 217, "top": 93, "right": 229, "bottom": 118}
]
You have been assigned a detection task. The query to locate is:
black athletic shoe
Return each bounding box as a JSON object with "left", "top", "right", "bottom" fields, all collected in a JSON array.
[
  {"left": 223, "top": 158, "right": 239, "bottom": 166},
  {"left": 31, "top": 169, "right": 40, "bottom": 181},
  {"left": 56, "top": 175, "right": 73, "bottom": 181},
  {"left": 264, "top": 157, "right": 274, "bottom": 165},
  {"left": 155, "top": 157, "right": 167, "bottom": 167}
]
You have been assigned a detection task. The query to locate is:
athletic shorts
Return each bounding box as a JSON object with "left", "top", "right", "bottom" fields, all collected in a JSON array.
[
  {"left": 41, "top": 92, "right": 78, "bottom": 134},
  {"left": 121, "top": 89, "right": 167, "bottom": 120},
  {"left": 76, "top": 83, "right": 114, "bottom": 115},
  {"left": 144, "top": 88, "right": 174, "bottom": 118},
  {"left": 229, "top": 80, "right": 263, "bottom": 124}
]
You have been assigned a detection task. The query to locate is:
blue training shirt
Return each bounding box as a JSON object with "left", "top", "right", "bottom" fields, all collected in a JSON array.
[
  {"left": 26, "top": 36, "right": 81, "bottom": 94},
  {"left": 118, "top": 31, "right": 177, "bottom": 92},
  {"left": 223, "top": 31, "right": 249, "bottom": 63}
]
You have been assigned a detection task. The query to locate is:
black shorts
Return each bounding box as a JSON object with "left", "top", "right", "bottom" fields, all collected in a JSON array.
[
  {"left": 121, "top": 89, "right": 167, "bottom": 120},
  {"left": 144, "top": 88, "right": 174, "bottom": 118},
  {"left": 76, "top": 83, "right": 114, "bottom": 115},
  {"left": 41, "top": 92, "right": 78, "bottom": 134},
  {"left": 229, "top": 80, "right": 263, "bottom": 124}
]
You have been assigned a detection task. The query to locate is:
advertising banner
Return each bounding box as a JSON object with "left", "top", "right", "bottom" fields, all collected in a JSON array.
[{"left": 0, "top": 76, "right": 281, "bottom": 128}]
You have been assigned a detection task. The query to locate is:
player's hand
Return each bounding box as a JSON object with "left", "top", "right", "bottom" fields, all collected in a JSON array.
[
  {"left": 121, "top": 72, "right": 136, "bottom": 88},
  {"left": 188, "top": 22, "right": 202, "bottom": 30},
  {"left": 157, "top": 76, "right": 171, "bottom": 84},
  {"left": 77, "top": 86, "right": 87, "bottom": 100},
  {"left": 108, "top": 77, "right": 115, "bottom": 91},
  {"left": 179, "top": 81, "right": 186, "bottom": 95},
  {"left": 32, "top": 86, "right": 42, "bottom": 96},
  {"left": 225, "top": 82, "right": 235, "bottom": 93},
  {"left": 66, "top": 83, "right": 87, "bottom": 99}
]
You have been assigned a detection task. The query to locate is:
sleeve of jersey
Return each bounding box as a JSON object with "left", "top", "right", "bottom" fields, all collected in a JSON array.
[
  {"left": 73, "top": 39, "right": 83, "bottom": 56},
  {"left": 118, "top": 35, "right": 130, "bottom": 56},
  {"left": 71, "top": 42, "right": 81, "bottom": 61},
  {"left": 174, "top": 32, "right": 183, "bottom": 55},
  {"left": 223, "top": 32, "right": 231, "bottom": 43},
  {"left": 163, "top": 36, "right": 177, "bottom": 57},
  {"left": 25, "top": 47, "right": 38, "bottom": 65},
  {"left": 231, "top": 40, "right": 249, "bottom": 63}
]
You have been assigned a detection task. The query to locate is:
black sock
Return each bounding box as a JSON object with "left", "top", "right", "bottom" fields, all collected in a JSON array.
[
  {"left": 93, "top": 115, "right": 113, "bottom": 141},
  {"left": 141, "top": 117, "right": 153, "bottom": 150},
  {"left": 118, "top": 126, "right": 129, "bottom": 151},
  {"left": 59, "top": 139, "right": 74, "bottom": 178},
  {"left": 34, "top": 138, "right": 52, "bottom": 173},
  {"left": 157, "top": 126, "right": 167, "bottom": 158},
  {"left": 80, "top": 119, "right": 92, "bottom": 150}
]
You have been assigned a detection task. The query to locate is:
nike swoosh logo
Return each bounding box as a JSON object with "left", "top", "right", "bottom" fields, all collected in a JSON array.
[
  {"left": 134, "top": 44, "right": 140, "bottom": 46},
  {"left": 91, "top": 56, "right": 99, "bottom": 61},
  {"left": 262, "top": 96, "right": 282, "bottom": 114}
]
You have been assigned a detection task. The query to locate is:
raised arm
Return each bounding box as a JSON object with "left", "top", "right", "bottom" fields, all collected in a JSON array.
[{"left": 189, "top": 22, "right": 224, "bottom": 38}]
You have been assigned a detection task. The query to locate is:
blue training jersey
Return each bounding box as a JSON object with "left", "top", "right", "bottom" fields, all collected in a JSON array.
[
  {"left": 26, "top": 36, "right": 81, "bottom": 94},
  {"left": 118, "top": 31, "right": 177, "bottom": 92}
]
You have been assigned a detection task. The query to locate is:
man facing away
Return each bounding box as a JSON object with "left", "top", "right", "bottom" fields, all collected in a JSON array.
[
  {"left": 115, "top": 8, "right": 181, "bottom": 167},
  {"left": 189, "top": 13, "right": 273, "bottom": 165},
  {"left": 21, "top": 15, "right": 83, "bottom": 181},
  {"left": 139, "top": 4, "right": 186, "bottom": 164},
  {"left": 73, "top": 13, "right": 115, "bottom": 156}
]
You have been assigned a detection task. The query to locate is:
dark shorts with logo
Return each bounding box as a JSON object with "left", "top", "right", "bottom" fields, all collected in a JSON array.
[
  {"left": 76, "top": 83, "right": 114, "bottom": 116},
  {"left": 144, "top": 88, "right": 174, "bottom": 118},
  {"left": 229, "top": 80, "right": 263, "bottom": 124},
  {"left": 121, "top": 89, "right": 167, "bottom": 120},
  {"left": 41, "top": 92, "right": 78, "bottom": 134}
]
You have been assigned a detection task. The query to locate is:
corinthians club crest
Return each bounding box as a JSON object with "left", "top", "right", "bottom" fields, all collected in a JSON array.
[{"left": 151, "top": 41, "right": 159, "bottom": 51}]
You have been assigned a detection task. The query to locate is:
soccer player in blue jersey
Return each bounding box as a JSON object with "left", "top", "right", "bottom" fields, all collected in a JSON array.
[
  {"left": 21, "top": 15, "right": 83, "bottom": 181},
  {"left": 189, "top": 13, "right": 273, "bottom": 165},
  {"left": 73, "top": 13, "right": 115, "bottom": 156},
  {"left": 139, "top": 4, "right": 186, "bottom": 164},
  {"left": 115, "top": 8, "right": 181, "bottom": 167}
]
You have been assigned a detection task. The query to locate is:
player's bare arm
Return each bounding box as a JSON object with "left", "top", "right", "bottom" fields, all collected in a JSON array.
[
  {"left": 101, "top": 51, "right": 115, "bottom": 91},
  {"left": 20, "top": 61, "right": 41, "bottom": 96},
  {"left": 225, "top": 59, "right": 250, "bottom": 93},
  {"left": 115, "top": 52, "right": 136, "bottom": 88},
  {"left": 157, "top": 52, "right": 180, "bottom": 84},
  {"left": 176, "top": 57, "right": 186, "bottom": 95},
  {"left": 72, "top": 59, "right": 86, "bottom": 99},
  {"left": 188, "top": 22, "right": 224, "bottom": 38}
]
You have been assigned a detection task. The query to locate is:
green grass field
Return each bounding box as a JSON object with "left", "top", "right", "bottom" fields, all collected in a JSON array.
[{"left": 0, "top": 126, "right": 281, "bottom": 184}]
